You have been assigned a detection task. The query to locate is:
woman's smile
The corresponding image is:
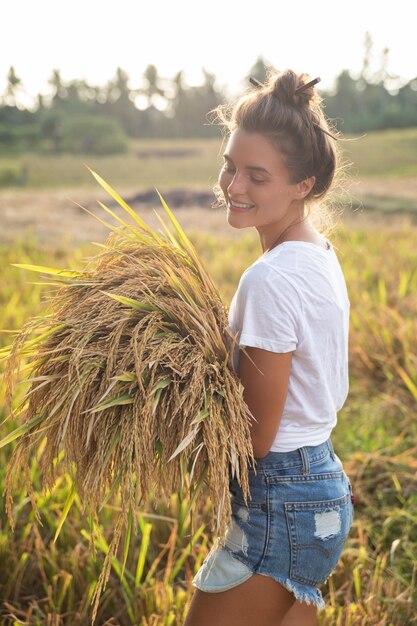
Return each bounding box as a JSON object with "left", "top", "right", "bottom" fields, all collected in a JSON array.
[{"left": 228, "top": 198, "right": 256, "bottom": 212}]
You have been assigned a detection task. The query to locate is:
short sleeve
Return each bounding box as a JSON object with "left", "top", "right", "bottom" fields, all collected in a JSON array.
[{"left": 234, "top": 262, "right": 300, "bottom": 353}]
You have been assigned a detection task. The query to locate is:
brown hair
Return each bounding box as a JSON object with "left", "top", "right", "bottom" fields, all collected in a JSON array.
[{"left": 211, "top": 68, "right": 347, "bottom": 234}]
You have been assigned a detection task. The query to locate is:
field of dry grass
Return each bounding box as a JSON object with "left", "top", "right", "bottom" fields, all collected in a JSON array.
[
  {"left": 1, "top": 175, "right": 417, "bottom": 252},
  {"left": 1, "top": 213, "right": 416, "bottom": 625},
  {"left": 1, "top": 130, "right": 417, "bottom": 624},
  {"left": 1, "top": 128, "right": 417, "bottom": 249}
]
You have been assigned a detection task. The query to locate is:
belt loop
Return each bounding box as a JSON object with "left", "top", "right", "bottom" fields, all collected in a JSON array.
[
  {"left": 327, "top": 438, "right": 336, "bottom": 462},
  {"left": 299, "top": 446, "right": 310, "bottom": 475}
]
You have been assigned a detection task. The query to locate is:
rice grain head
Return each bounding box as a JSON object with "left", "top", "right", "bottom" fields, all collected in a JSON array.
[{"left": 1, "top": 169, "right": 256, "bottom": 623}]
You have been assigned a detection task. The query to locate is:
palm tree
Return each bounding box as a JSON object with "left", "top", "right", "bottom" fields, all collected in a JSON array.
[
  {"left": 5, "top": 66, "right": 22, "bottom": 106},
  {"left": 140, "top": 64, "right": 165, "bottom": 108},
  {"left": 48, "top": 69, "right": 67, "bottom": 103}
]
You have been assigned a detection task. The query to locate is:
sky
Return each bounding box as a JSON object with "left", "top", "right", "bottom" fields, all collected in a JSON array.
[{"left": 1, "top": 0, "right": 415, "bottom": 107}]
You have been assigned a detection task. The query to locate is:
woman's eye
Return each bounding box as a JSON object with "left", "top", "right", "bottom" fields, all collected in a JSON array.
[{"left": 221, "top": 164, "right": 265, "bottom": 184}]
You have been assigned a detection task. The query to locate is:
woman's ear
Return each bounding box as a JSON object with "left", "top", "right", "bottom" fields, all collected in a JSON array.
[{"left": 295, "top": 176, "right": 316, "bottom": 199}]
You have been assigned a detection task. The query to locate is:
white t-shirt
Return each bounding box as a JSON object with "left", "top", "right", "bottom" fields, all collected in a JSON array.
[{"left": 228, "top": 239, "right": 350, "bottom": 452}]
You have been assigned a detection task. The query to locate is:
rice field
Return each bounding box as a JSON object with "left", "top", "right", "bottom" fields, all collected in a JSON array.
[
  {"left": 0, "top": 199, "right": 416, "bottom": 625},
  {"left": 1, "top": 126, "right": 417, "bottom": 625}
]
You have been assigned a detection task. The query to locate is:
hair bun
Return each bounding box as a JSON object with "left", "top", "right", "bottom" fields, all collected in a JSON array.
[{"left": 268, "top": 69, "right": 320, "bottom": 108}]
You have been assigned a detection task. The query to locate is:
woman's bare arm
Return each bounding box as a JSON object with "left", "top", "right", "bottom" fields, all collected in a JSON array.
[{"left": 238, "top": 347, "right": 293, "bottom": 458}]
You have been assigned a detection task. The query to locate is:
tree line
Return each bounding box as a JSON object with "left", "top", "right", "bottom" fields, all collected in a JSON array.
[
  {"left": 1, "top": 45, "right": 416, "bottom": 155},
  {"left": 1, "top": 64, "right": 225, "bottom": 154}
]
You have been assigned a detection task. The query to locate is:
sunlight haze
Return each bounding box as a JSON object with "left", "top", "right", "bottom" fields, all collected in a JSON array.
[{"left": 1, "top": 0, "right": 415, "bottom": 106}]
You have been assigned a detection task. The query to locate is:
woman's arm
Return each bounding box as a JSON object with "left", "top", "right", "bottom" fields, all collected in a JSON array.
[{"left": 238, "top": 347, "right": 293, "bottom": 458}]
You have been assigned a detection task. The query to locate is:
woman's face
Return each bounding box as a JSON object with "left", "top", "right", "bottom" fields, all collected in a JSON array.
[{"left": 218, "top": 127, "right": 308, "bottom": 240}]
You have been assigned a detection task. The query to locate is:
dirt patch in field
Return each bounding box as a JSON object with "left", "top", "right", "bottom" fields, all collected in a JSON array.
[
  {"left": 0, "top": 177, "right": 416, "bottom": 251},
  {"left": 0, "top": 187, "right": 225, "bottom": 250}
]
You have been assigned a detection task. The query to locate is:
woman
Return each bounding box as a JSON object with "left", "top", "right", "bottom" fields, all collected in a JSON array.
[{"left": 184, "top": 69, "right": 354, "bottom": 626}]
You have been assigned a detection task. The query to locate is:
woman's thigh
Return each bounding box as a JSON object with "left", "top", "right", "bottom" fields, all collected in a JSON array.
[
  {"left": 281, "top": 600, "right": 318, "bottom": 626},
  {"left": 184, "top": 573, "right": 296, "bottom": 626}
]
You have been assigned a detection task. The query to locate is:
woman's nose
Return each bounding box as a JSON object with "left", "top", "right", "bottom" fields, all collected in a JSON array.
[{"left": 227, "top": 171, "right": 246, "bottom": 195}]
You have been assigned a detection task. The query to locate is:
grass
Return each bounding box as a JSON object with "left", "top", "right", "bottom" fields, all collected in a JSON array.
[
  {"left": 1, "top": 127, "right": 417, "bottom": 191},
  {"left": 341, "top": 127, "right": 417, "bottom": 178},
  {"left": 0, "top": 138, "right": 223, "bottom": 190},
  {"left": 0, "top": 210, "right": 417, "bottom": 624},
  {"left": 351, "top": 194, "right": 417, "bottom": 215}
]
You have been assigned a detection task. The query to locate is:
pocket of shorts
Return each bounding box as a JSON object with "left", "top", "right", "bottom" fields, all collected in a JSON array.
[{"left": 285, "top": 492, "right": 351, "bottom": 586}]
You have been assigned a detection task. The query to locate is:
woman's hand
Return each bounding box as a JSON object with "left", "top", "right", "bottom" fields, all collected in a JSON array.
[{"left": 238, "top": 346, "right": 293, "bottom": 458}]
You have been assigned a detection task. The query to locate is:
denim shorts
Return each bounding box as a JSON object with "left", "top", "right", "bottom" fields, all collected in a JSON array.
[{"left": 192, "top": 437, "right": 354, "bottom": 610}]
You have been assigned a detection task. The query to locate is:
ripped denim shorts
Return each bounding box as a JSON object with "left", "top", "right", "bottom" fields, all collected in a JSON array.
[{"left": 192, "top": 437, "right": 354, "bottom": 610}]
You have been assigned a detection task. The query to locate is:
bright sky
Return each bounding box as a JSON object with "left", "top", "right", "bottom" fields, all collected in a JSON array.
[{"left": 1, "top": 0, "right": 415, "bottom": 107}]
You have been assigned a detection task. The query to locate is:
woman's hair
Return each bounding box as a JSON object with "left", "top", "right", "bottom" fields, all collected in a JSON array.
[
  {"left": 214, "top": 68, "right": 339, "bottom": 200},
  {"left": 210, "top": 68, "right": 348, "bottom": 235}
]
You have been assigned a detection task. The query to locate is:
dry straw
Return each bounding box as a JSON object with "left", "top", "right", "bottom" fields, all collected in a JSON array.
[{"left": 0, "top": 168, "right": 255, "bottom": 622}]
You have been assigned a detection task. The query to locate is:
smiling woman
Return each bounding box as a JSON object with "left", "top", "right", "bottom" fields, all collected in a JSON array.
[
  {"left": 185, "top": 69, "right": 354, "bottom": 626},
  {"left": 219, "top": 129, "right": 317, "bottom": 252}
]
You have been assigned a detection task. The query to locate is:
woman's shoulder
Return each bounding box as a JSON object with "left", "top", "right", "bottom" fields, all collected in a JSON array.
[
  {"left": 261, "top": 240, "right": 340, "bottom": 276},
  {"left": 240, "top": 243, "right": 344, "bottom": 296},
  {"left": 237, "top": 257, "right": 301, "bottom": 304}
]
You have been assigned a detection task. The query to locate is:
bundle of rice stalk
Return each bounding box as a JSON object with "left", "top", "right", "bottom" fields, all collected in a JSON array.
[{"left": 0, "top": 168, "right": 255, "bottom": 620}]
